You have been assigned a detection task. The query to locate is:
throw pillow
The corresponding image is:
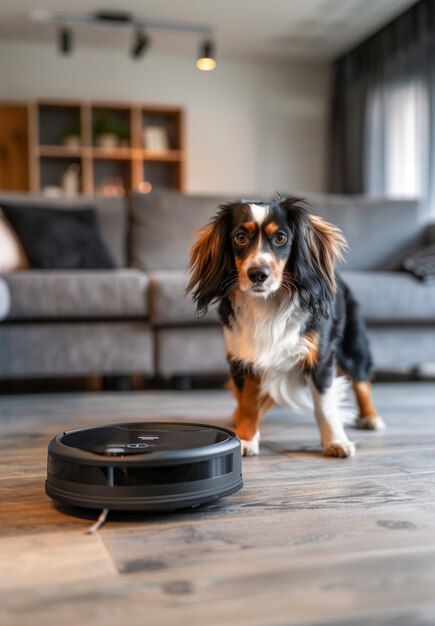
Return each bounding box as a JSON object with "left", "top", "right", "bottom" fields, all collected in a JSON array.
[
  {"left": 402, "top": 244, "right": 435, "bottom": 281},
  {"left": 1, "top": 203, "right": 116, "bottom": 270},
  {"left": 0, "top": 209, "right": 29, "bottom": 271}
]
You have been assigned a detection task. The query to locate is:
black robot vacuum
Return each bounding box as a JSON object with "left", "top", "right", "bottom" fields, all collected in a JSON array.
[{"left": 46, "top": 422, "right": 243, "bottom": 512}]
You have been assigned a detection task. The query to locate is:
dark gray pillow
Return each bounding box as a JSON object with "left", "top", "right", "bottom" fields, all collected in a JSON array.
[
  {"left": 1, "top": 203, "right": 116, "bottom": 270},
  {"left": 402, "top": 244, "right": 435, "bottom": 281}
]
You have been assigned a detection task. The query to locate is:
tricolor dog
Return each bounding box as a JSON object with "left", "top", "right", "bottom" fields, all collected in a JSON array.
[{"left": 187, "top": 196, "right": 384, "bottom": 457}]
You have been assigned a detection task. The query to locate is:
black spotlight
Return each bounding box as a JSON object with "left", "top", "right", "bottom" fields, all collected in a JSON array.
[
  {"left": 131, "top": 29, "right": 150, "bottom": 59},
  {"left": 58, "top": 27, "right": 73, "bottom": 55}
]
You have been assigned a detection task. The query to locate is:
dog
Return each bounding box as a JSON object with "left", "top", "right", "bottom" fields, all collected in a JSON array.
[{"left": 187, "top": 196, "right": 385, "bottom": 458}]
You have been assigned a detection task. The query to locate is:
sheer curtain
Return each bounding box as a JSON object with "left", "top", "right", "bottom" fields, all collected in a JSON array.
[{"left": 365, "top": 78, "right": 429, "bottom": 198}]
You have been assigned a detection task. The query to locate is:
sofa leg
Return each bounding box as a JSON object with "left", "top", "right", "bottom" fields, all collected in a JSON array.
[
  {"left": 172, "top": 375, "right": 193, "bottom": 391},
  {"left": 102, "top": 375, "right": 132, "bottom": 391},
  {"left": 85, "top": 375, "right": 103, "bottom": 392}
]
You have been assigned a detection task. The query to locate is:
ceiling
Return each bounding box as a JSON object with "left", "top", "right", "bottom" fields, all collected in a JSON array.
[{"left": 0, "top": 0, "right": 418, "bottom": 62}]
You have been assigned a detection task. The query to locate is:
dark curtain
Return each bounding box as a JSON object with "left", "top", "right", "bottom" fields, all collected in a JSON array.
[{"left": 330, "top": 0, "right": 435, "bottom": 198}]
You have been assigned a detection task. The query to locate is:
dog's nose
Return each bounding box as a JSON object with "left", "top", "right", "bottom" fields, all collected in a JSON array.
[{"left": 248, "top": 265, "right": 270, "bottom": 284}]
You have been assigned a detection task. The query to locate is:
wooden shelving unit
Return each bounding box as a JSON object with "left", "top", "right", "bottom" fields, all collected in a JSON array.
[
  {"left": 22, "top": 99, "right": 186, "bottom": 196},
  {"left": 0, "top": 104, "right": 29, "bottom": 191}
]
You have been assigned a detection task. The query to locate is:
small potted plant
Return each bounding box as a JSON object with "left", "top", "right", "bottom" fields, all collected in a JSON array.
[
  {"left": 62, "top": 125, "right": 81, "bottom": 149},
  {"left": 118, "top": 126, "right": 130, "bottom": 149},
  {"left": 93, "top": 113, "right": 129, "bottom": 149}
]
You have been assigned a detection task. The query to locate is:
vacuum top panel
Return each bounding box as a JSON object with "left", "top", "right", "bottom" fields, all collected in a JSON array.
[{"left": 52, "top": 422, "right": 235, "bottom": 463}]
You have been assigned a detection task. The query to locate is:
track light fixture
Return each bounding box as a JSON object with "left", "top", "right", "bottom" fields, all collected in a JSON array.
[
  {"left": 196, "top": 40, "right": 217, "bottom": 71},
  {"left": 131, "top": 29, "right": 150, "bottom": 59},
  {"left": 32, "top": 10, "right": 216, "bottom": 70},
  {"left": 58, "top": 27, "right": 73, "bottom": 55}
]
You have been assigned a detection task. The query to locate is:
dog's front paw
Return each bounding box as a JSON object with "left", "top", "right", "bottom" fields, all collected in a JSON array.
[
  {"left": 356, "top": 415, "right": 386, "bottom": 430},
  {"left": 239, "top": 432, "right": 260, "bottom": 456},
  {"left": 323, "top": 439, "right": 355, "bottom": 458}
]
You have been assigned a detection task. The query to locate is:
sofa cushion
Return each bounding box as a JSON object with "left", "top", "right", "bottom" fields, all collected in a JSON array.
[
  {"left": 0, "top": 321, "right": 153, "bottom": 377},
  {"left": 0, "top": 193, "right": 128, "bottom": 267},
  {"left": 342, "top": 271, "right": 435, "bottom": 323},
  {"left": 94, "top": 197, "right": 128, "bottom": 268},
  {"left": 155, "top": 327, "right": 227, "bottom": 377},
  {"left": 149, "top": 270, "right": 219, "bottom": 326},
  {"left": 367, "top": 326, "right": 435, "bottom": 369},
  {"left": 303, "top": 194, "right": 423, "bottom": 271},
  {"left": 130, "top": 189, "right": 235, "bottom": 272},
  {"left": 2, "top": 270, "right": 149, "bottom": 321}
]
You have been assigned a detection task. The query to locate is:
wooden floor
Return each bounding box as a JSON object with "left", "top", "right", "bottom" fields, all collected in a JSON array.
[{"left": 1, "top": 383, "right": 435, "bottom": 626}]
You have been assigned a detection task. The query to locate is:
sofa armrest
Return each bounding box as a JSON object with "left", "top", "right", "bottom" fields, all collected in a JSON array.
[{"left": 0, "top": 277, "right": 11, "bottom": 321}]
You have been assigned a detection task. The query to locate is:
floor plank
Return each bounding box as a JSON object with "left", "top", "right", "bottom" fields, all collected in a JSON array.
[{"left": 0, "top": 532, "right": 117, "bottom": 592}]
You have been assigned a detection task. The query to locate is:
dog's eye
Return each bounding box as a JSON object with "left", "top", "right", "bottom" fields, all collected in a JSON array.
[
  {"left": 274, "top": 232, "right": 287, "bottom": 245},
  {"left": 234, "top": 232, "right": 248, "bottom": 246}
]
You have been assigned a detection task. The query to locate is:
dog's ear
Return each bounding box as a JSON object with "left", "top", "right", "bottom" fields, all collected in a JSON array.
[
  {"left": 305, "top": 214, "right": 347, "bottom": 296},
  {"left": 283, "top": 198, "right": 347, "bottom": 317},
  {"left": 186, "top": 204, "right": 234, "bottom": 317}
]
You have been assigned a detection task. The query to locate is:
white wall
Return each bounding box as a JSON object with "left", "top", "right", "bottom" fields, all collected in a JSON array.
[{"left": 0, "top": 39, "right": 331, "bottom": 195}]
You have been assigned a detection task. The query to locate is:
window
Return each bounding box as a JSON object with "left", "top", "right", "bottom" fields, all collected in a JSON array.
[{"left": 365, "top": 78, "right": 428, "bottom": 198}]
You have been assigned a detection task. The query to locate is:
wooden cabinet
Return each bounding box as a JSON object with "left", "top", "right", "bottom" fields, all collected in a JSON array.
[
  {"left": 0, "top": 105, "right": 29, "bottom": 192},
  {"left": 0, "top": 99, "right": 186, "bottom": 196}
]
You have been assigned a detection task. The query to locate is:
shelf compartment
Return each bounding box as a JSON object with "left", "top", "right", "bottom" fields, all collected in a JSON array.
[
  {"left": 93, "top": 158, "right": 131, "bottom": 198},
  {"left": 38, "top": 104, "right": 82, "bottom": 147},
  {"left": 39, "top": 157, "right": 83, "bottom": 194},
  {"left": 92, "top": 107, "right": 131, "bottom": 149},
  {"left": 142, "top": 161, "right": 181, "bottom": 191},
  {"left": 141, "top": 110, "right": 182, "bottom": 151}
]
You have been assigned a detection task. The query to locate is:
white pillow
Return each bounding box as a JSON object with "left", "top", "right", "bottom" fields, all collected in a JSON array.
[{"left": 0, "top": 208, "right": 29, "bottom": 271}]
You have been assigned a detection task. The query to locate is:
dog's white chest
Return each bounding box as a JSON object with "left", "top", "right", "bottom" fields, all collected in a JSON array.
[
  {"left": 223, "top": 293, "right": 313, "bottom": 409},
  {"left": 223, "top": 293, "right": 307, "bottom": 372}
]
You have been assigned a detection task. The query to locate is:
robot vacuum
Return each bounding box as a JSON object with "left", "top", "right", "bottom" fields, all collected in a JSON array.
[{"left": 46, "top": 422, "right": 243, "bottom": 512}]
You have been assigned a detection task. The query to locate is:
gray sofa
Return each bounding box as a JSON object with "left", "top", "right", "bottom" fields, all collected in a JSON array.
[{"left": 0, "top": 189, "right": 434, "bottom": 380}]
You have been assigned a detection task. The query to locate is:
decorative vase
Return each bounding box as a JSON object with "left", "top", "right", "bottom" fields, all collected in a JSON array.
[
  {"left": 96, "top": 134, "right": 119, "bottom": 149},
  {"left": 63, "top": 135, "right": 81, "bottom": 149},
  {"left": 62, "top": 164, "right": 80, "bottom": 198}
]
